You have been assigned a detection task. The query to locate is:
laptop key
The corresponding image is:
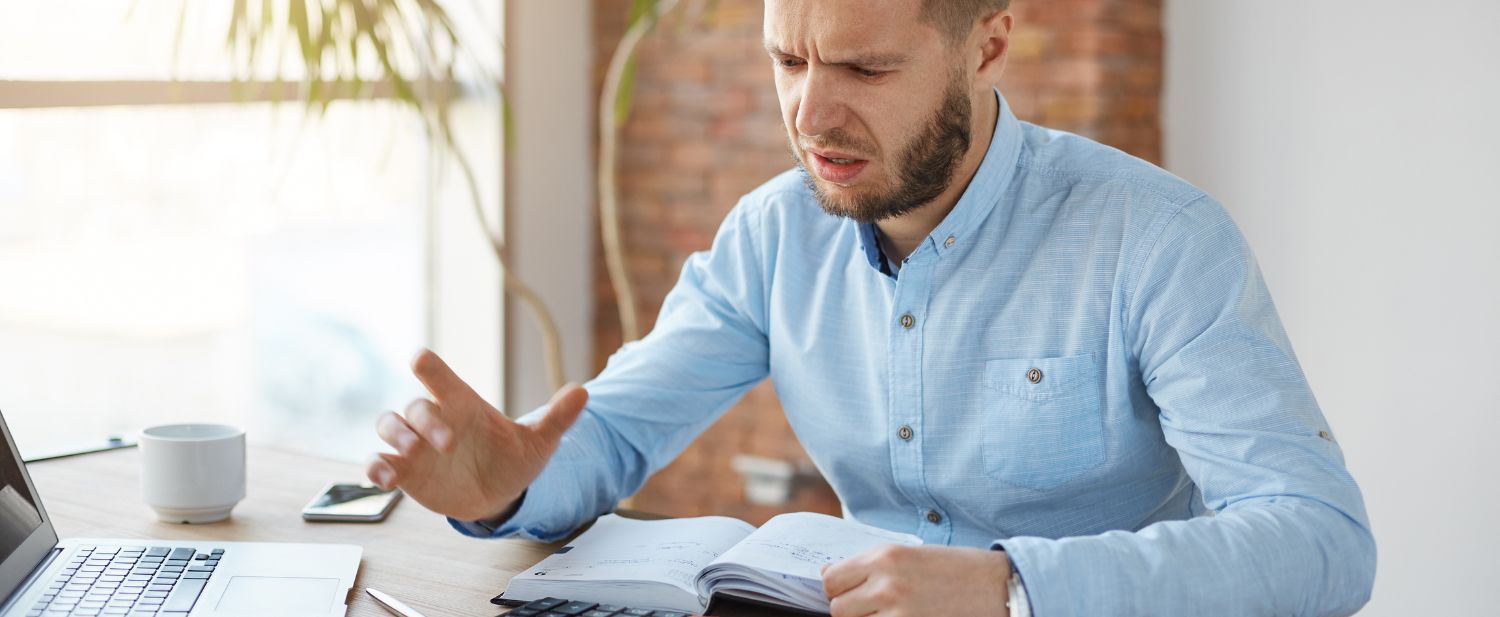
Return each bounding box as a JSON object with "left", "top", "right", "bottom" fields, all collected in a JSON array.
[{"left": 159, "top": 579, "right": 206, "bottom": 613}]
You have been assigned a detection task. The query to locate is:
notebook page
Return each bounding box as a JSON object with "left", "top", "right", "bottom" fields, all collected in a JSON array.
[
  {"left": 710, "top": 511, "right": 921, "bottom": 582},
  {"left": 515, "top": 514, "right": 756, "bottom": 593}
]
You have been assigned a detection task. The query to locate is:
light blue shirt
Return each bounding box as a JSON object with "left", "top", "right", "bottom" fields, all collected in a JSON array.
[{"left": 457, "top": 91, "right": 1375, "bottom": 616}]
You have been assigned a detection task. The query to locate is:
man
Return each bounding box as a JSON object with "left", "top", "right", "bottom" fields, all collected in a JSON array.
[{"left": 368, "top": 0, "right": 1376, "bottom": 615}]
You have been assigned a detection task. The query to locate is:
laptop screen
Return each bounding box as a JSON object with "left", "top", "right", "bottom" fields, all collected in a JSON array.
[
  {"left": 0, "top": 410, "right": 59, "bottom": 607},
  {"left": 0, "top": 438, "right": 42, "bottom": 562}
]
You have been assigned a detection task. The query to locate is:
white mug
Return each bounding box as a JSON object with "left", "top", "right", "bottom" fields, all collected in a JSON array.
[{"left": 138, "top": 423, "right": 246, "bottom": 524}]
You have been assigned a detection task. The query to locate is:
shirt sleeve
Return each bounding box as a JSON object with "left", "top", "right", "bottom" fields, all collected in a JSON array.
[
  {"left": 449, "top": 199, "right": 774, "bottom": 542},
  {"left": 993, "top": 196, "right": 1376, "bottom": 616}
]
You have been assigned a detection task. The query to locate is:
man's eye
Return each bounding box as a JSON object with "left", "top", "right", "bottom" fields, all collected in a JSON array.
[
  {"left": 778, "top": 58, "right": 805, "bottom": 68},
  {"left": 854, "top": 67, "right": 885, "bottom": 78}
]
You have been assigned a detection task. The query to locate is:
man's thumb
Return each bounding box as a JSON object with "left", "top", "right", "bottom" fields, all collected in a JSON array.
[{"left": 534, "top": 383, "right": 588, "bottom": 443}]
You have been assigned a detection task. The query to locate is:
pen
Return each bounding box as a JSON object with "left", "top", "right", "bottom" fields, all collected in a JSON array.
[{"left": 367, "top": 587, "right": 430, "bottom": 617}]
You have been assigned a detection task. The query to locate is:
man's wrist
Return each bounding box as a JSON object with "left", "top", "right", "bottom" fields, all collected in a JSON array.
[{"left": 471, "top": 490, "right": 527, "bottom": 534}]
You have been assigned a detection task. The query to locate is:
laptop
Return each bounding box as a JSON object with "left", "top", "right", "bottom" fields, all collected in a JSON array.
[{"left": 0, "top": 409, "right": 362, "bottom": 616}]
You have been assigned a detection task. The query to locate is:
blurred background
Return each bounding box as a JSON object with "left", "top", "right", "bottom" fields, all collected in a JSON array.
[{"left": 1, "top": 1, "right": 1496, "bottom": 615}]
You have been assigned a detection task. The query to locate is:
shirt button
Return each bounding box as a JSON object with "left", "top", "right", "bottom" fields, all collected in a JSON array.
[
  {"left": 926, "top": 510, "right": 942, "bottom": 524},
  {"left": 1026, "top": 367, "right": 1043, "bottom": 384},
  {"left": 944, "top": 235, "right": 956, "bottom": 248},
  {"left": 1318, "top": 430, "right": 1332, "bottom": 441},
  {"left": 899, "top": 313, "right": 916, "bottom": 329},
  {"left": 898, "top": 425, "right": 913, "bottom": 441}
]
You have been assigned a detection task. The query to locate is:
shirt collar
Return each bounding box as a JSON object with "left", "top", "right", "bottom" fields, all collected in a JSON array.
[{"left": 854, "top": 87, "right": 1024, "bottom": 274}]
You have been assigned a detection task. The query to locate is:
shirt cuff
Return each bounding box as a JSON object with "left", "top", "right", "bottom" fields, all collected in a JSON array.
[
  {"left": 445, "top": 451, "right": 580, "bottom": 542},
  {"left": 447, "top": 490, "right": 527, "bottom": 537}
]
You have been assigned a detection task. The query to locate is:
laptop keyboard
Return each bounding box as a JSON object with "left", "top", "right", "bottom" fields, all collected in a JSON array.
[
  {"left": 505, "top": 597, "right": 689, "bottom": 617},
  {"left": 27, "top": 545, "right": 224, "bottom": 617}
]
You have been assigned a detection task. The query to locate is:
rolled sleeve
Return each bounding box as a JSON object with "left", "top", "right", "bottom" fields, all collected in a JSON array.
[
  {"left": 991, "top": 197, "right": 1375, "bottom": 616},
  {"left": 445, "top": 199, "right": 773, "bottom": 544}
]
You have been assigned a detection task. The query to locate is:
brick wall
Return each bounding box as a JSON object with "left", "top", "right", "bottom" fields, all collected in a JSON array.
[{"left": 591, "top": 0, "right": 1162, "bottom": 524}]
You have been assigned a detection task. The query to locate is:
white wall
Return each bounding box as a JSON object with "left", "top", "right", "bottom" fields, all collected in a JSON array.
[
  {"left": 1164, "top": 1, "right": 1500, "bottom": 614},
  {"left": 504, "top": 0, "right": 595, "bottom": 414}
]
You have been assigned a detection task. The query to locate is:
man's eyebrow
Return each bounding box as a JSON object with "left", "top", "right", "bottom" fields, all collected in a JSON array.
[
  {"left": 762, "top": 41, "right": 911, "bottom": 67},
  {"left": 764, "top": 41, "right": 797, "bottom": 57}
]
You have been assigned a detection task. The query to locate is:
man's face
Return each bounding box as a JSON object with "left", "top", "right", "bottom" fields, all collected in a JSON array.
[{"left": 765, "top": 0, "right": 974, "bottom": 224}]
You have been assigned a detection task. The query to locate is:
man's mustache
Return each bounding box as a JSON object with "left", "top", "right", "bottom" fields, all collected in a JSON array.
[{"left": 797, "top": 128, "right": 876, "bottom": 159}]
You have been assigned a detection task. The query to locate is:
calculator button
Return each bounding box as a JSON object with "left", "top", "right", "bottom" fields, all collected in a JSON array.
[
  {"left": 524, "top": 598, "right": 567, "bottom": 610},
  {"left": 554, "top": 601, "right": 597, "bottom": 615}
]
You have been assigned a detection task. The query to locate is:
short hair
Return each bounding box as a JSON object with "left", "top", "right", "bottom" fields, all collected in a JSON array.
[{"left": 921, "top": 0, "right": 1010, "bottom": 43}]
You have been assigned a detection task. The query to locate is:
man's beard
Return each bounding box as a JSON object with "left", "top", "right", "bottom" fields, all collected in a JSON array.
[{"left": 792, "top": 75, "right": 973, "bottom": 224}]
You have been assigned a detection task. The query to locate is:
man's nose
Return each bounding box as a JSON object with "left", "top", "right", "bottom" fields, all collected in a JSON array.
[{"left": 794, "top": 66, "right": 848, "bottom": 139}]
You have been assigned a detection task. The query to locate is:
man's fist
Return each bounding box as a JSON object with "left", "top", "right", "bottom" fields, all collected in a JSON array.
[
  {"left": 367, "top": 349, "right": 588, "bottom": 522},
  {"left": 822, "top": 544, "right": 1013, "bottom": 617}
]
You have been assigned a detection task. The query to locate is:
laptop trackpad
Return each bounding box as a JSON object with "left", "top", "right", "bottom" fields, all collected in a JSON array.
[{"left": 212, "top": 576, "right": 339, "bottom": 614}]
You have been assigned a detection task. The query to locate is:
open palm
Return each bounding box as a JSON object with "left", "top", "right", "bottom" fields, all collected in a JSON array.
[{"left": 368, "top": 350, "right": 587, "bottom": 522}]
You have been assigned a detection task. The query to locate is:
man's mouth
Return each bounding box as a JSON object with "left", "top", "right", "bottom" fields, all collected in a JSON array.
[{"left": 806, "top": 148, "right": 870, "bottom": 185}]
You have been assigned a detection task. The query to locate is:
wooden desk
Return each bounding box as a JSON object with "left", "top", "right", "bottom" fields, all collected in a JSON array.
[{"left": 25, "top": 445, "right": 557, "bottom": 617}]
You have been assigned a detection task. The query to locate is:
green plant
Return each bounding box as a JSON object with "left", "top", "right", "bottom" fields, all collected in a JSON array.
[{"left": 204, "top": 0, "right": 705, "bottom": 391}]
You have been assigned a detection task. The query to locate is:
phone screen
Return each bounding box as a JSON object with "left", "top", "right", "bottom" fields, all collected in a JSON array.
[{"left": 303, "top": 483, "right": 400, "bottom": 518}]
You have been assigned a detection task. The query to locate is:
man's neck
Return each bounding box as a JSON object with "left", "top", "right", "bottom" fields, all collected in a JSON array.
[{"left": 874, "top": 91, "right": 999, "bottom": 263}]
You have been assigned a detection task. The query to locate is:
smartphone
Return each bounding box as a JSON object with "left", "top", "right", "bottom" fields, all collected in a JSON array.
[{"left": 301, "top": 482, "right": 402, "bottom": 522}]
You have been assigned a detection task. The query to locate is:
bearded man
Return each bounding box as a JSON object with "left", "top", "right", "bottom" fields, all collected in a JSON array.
[{"left": 369, "top": 1, "right": 1376, "bottom": 615}]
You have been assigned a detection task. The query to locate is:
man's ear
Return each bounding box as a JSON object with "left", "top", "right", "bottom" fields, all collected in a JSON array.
[{"left": 974, "top": 10, "right": 1014, "bottom": 86}]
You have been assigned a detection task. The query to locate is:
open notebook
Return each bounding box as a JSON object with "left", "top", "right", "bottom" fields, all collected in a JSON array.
[{"left": 497, "top": 512, "right": 922, "bottom": 615}]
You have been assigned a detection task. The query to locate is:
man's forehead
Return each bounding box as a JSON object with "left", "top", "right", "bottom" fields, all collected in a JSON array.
[{"left": 763, "top": 0, "right": 932, "bottom": 55}]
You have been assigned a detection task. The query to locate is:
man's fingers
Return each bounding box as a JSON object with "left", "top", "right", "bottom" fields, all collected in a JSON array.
[
  {"left": 821, "top": 558, "right": 870, "bottom": 601},
  {"left": 411, "top": 348, "right": 483, "bottom": 408},
  {"left": 366, "top": 452, "right": 406, "bottom": 489},
  {"left": 404, "top": 398, "right": 454, "bottom": 452},
  {"left": 376, "top": 410, "right": 424, "bottom": 457},
  {"left": 828, "top": 587, "right": 881, "bottom": 617},
  {"left": 532, "top": 383, "right": 589, "bottom": 444}
]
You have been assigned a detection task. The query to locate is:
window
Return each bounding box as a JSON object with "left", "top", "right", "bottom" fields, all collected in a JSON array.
[{"left": 0, "top": 1, "right": 503, "bottom": 462}]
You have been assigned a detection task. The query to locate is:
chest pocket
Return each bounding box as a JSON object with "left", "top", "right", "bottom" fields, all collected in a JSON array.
[{"left": 981, "top": 353, "right": 1106, "bottom": 490}]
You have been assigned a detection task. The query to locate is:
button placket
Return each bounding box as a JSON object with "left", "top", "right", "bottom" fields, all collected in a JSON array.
[{"left": 885, "top": 252, "right": 948, "bottom": 544}]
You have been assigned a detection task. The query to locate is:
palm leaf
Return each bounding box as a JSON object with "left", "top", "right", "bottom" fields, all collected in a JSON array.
[{"left": 203, "top": 0, "right": 713, "bottom": 388}]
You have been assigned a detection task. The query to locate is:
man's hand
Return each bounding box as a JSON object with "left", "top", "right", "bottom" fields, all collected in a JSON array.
[
  {"left": 822, "top": 545, "right": 1012, "bottom": 617},
  {"left": 367, "top": 349, "right": 588, "bottom": 522}
]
